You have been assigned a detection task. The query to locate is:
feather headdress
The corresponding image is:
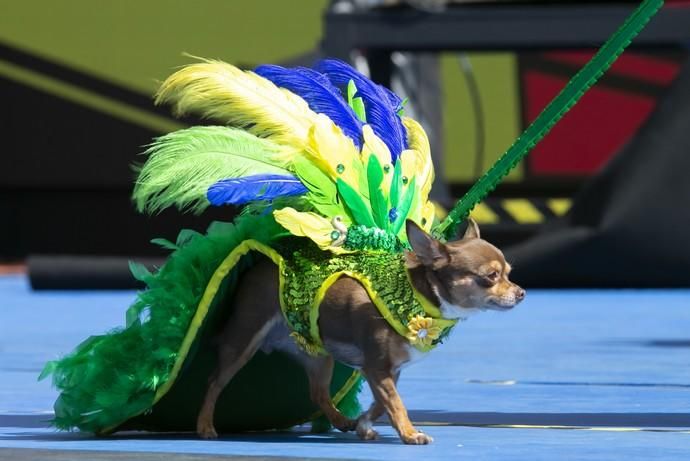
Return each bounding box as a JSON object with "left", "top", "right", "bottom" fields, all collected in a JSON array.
[{"left": 135, "top": 57, "right": 435, "bottom": 252}]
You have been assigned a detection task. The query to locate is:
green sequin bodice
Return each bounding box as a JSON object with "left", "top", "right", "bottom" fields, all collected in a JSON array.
[{"left": 275, "top": 240, "right": 456, "bottom": 354}]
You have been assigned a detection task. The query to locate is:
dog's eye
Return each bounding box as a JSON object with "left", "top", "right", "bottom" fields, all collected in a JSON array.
[{"left": 486, "top": 271, "right": 499, "bottom": 282}]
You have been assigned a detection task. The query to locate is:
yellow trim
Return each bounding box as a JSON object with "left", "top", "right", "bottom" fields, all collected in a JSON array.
[
  {"left": 153, "top": 239, "right": 361, "bottom": 429},
  {"left": 153, "top": 240, "right": 282, "bottom": 403},
  {"left": 307, "top": 270, "right": 409, "bottom": 348},
  {"left": 409, "top": 278, "right": 441, "bottom": 318},
  {"left": 331, "top": 371, "right": 362, "bottom": 406},
  {"left": 309, "top": 272, "right": 346, "bottom": 352},
  {"left": 306, "top": 369, "right": 363, "bottom": 422},
  {"left": 0, "top": 58, "right": 184, "bottom": 133},
  {"left": 309, "top": 269, "right": 457, "bottom": 354},
  {"left": 149, "top": 240, "right": 362, "bottom": 430},
  {"left": 407, "top": 272, "right": 459, "bottom": 332},
  {"left": 100, "top": 240, "right": 284, "bottom": 435}
]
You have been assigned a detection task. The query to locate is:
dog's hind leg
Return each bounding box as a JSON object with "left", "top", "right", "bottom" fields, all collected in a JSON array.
[
  {"left": 301, "top": 355, "right": 357, "bottom": 433},
  {"left": 355, "top": 400, "right": 384, "bottom": 440},
  {"left": 196, "top": 314, "right": 280, "bottom": 439},
  {"left": 355, "top": 371, "right": 398, "bottom": 440}
]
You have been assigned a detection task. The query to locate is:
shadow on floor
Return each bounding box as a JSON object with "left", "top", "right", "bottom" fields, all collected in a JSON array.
[
  {"left": 406, "top": 411, "right": 690, "bottom": 427},
  {"left": 3, "top": 411, "right": 689, "bottom": 433}
]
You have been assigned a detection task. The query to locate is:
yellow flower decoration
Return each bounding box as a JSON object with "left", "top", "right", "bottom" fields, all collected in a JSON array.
[{"left": 406, "top": 315, "right": 442, "bottom": 346}]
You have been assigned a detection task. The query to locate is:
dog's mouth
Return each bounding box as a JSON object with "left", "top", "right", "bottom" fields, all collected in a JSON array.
[{"left": 485, "top": 298, "right": 520, "bottom": 311}]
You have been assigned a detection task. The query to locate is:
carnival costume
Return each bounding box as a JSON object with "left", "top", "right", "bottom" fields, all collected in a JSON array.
[{"left": 41, "top": 0, "right": 662, "bottom": 434}]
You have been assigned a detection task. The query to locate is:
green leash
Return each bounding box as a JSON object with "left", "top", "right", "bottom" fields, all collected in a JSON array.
[{"left": 435, "top": 0, "right": 664, "bottom": 240}]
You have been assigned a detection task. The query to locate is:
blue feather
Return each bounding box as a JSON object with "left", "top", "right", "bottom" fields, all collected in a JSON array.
[
  {"left": 254, "top": 65, "right": 363, "bottom": 148},
  {"left": 314, "top": 59, "right": 408, "bottom": 162},
  {"left": 207, "top": 174, "right": 307, "bottom": 206}
]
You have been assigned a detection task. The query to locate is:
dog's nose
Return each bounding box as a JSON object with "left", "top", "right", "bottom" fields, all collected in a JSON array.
[{"left": 516, "top": 288, "right": 526, "bottom": 301}]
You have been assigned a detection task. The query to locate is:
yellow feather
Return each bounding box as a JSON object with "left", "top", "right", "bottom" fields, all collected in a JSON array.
[
  {"left": 361, "top": 125, "right": 393, "bottom": 166},
  {"left": 402, "top": 117, "right": 434, "bottom": 201},
  {"left": 306, "top": 114, "right": 363, "bottom": 193},
  {"left": 399, "top": 148, "right": 436, "bottom": 231},
  {"left": 399, "top": 149, "right": 420, "bottom": 187},
  {"left": 156, "top": 59, "right": 366, "bottom": 199},
  {"left": 155, "top": 59, "right": 314, "bottom": 149},
  {"left": 273, "top": 207, "right": 349, "bottom": 254},
  {"left": 361, "top": 125, "right": 393, "bottom": 193},
  {"left": 421, "top": 201, "right": 436, "bottom": 232}
]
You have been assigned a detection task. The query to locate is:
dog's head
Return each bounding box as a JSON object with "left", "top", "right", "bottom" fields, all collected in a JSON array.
[{"left": 405, "top": 219, "right": 524, "bottom": 318}]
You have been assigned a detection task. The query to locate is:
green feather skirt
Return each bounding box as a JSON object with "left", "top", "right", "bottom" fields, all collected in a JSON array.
[{"left": 41, "top": 213, "right": 362, "bottom": 434}]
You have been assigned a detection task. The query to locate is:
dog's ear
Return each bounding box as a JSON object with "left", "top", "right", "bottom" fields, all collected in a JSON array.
[
  {"left": 462, "top": 218, "right": 481, "bottom": 240},
  {"left": 406, "top": 219, "right": 450, "bottom": 269}
]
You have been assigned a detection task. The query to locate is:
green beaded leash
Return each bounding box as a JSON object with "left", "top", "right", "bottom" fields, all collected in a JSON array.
[{"left": 435, "top": 0, "right": 664, "bottom": 240}]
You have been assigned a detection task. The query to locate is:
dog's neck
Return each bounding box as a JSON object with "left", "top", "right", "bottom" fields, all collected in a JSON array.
[
  {"left": 406, "top": 265, "right": 475, "bottom": 321},
  {"left": 406, "top": 264, "right": 442, "bottom": 306}
]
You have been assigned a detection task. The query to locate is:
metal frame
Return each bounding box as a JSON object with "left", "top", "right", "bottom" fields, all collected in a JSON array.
[
  {"left": 322, "top": 2, "right": 690, "bottom": 191},
  {"left": 323, "top": 3, "right": 690, "bottom": 58}
]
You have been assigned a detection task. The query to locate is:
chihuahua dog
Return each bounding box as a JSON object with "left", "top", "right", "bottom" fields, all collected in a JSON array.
[{"left": 196, "top": 218, "right": 524, "bottom": 444}]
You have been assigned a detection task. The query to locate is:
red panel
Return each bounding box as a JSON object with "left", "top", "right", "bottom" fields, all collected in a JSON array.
[
  {"left": 525, "top": 72, "right": 656, "bottom": 175},
  {"left": 542, "top": 51, "right": 680, "bottom": 86}
]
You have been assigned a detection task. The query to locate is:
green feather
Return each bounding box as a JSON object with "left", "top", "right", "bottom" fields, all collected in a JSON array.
[
  {"left": 150, "top": 238, "right": 179, "bottom": 251},
  {"left": 347, "top": 79, "right": 367, "bottom": 123},
  {"left": 397, "top": 97, "right": 408, "bottom": 116},
  {"left": 351, "top": 157, "right": 369, "bottom": 200},
  {"left": 347, "top": 80, "right": 356, "bottom": 106},
  {"left": 41, "top": 213, "right": 286, "bottom": 432},
  {"left": 337, "top": 178, "right": 375, "bottom": 227},
  {"left": 292, "top": 157, "right": 349, "bottom": 220},
  {"left": 133, "top": 125, "right": 292, "bottom": 214},
  {"left": 292, "top": 157, "right": 335, "bottom": 198},
  {"left": 352, "top": 98, "right": 366, "bottom": 123},
  {"left": 128, "top": 261, "right": 151, "bottom": 282},
  {"left": 392, "top": 177, "right": 416, "bottom": 234},
  {"left": 389, "top": 159, "right": 403, "bottom": 209},
  {"left": 367, "top": 155, "right": 388, "bottom": 229}
]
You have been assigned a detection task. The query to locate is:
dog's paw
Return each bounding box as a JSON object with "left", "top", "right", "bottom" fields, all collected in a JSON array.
[
  {"left": 402, "top": 431, "right": 434, "bottom": 445},
  {"left": 337, "top": 418, "right": 358, "bottom": 433},
  {"left": 197, "top": 422, "right": 218, "bottom": 440},
  {"left": 356, "top": 418, "right": 379, "bottom": 440}
]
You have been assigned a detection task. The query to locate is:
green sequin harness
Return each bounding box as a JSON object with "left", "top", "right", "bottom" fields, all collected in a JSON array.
[{"left": 273, "top": 240, "right": 458, "bottom": 355}]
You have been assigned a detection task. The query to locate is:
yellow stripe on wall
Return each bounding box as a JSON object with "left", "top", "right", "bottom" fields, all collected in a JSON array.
[
  {"left": 469, "top": 202, "right": 500, "bottom": 224},
  {"left": 502, "top": 199, "right": 542, "bottom": 224},
  {"left": 0, "top": 1, "right": 327, "bottom": 95},
  {"left": 0, "top": 58, "right": 184, "bottom": 133},
  {"left": 547, "top": 198, "right": 573, "bottom": 217}
]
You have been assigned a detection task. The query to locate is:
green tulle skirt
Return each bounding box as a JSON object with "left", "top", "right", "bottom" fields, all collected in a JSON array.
[{"left": 40, "top": 213, "right": 362, "bottom": 434}]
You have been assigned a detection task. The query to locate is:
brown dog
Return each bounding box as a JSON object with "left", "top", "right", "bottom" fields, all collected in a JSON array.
[{"left": 196, "top": 219, "right": 524, "bottom": 444}]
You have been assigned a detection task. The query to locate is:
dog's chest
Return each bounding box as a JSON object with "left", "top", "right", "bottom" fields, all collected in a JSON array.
[
  {"left": 400, "top": 344, "right": 429, "bottom": 369},
  {"left": 321, "top": 339, "right": 429, "bottom": 371},
  {"left": 323, "top": 340, "right": 366, "bottom": 369}
]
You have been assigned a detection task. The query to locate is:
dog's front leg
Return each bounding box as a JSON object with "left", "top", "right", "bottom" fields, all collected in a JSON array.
[{"left": 363, "top": 368, "right": 433, "bottom": 445}]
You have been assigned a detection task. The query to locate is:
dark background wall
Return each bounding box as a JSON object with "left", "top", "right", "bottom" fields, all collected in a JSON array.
[{"left": 1, "top": 1, "right": 689, "bottom": 288}]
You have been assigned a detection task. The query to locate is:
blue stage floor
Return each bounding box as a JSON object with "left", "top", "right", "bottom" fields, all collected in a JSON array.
[{"left": 1, "top": 274, "right": 689, "bottom": 460}]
